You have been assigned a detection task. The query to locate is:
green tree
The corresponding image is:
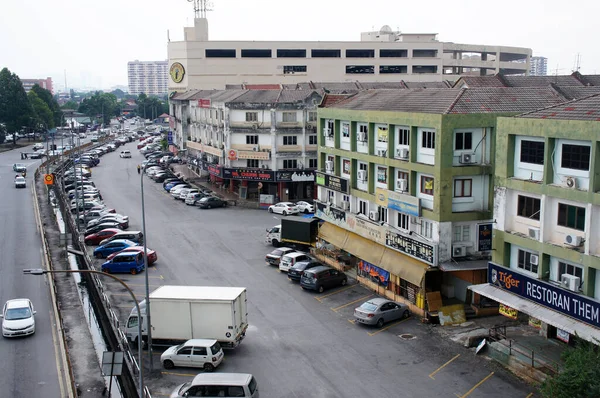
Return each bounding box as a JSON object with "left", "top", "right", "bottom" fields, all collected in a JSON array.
[
  {"left": 28, "top": 90, "right": 55, "bottom": 130},
  {"left": 0, "top": 68, "right": 33, "bottom": 141},
  {"left": 31, "top": 84, "right": 61, "bottom": 126},
  {"left": 540, "top": 340, "right": 600, "bottom": 398},
  {"left": 111, "top": 89, "right": 125, "bottom": 99},
  {"left": 78, "top": 91, "right": 118, "bottom": 125},
  {"left": 0, "top": 123, "right": 6, "bottom": 144},
  {"left": 61, "top": 100, "right": 79, "bottom": 110}
]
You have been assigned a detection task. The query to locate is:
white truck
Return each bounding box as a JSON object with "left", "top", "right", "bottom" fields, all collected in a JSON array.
[{"left": 125, "top": 285, "right": 248, "bottom": 348}]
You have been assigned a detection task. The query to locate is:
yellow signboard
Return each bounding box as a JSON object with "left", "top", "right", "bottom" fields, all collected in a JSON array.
[
  {"left": 499, "top": 304, "right": 518, "bottom": 320},
  {"left": 44, "top": 174, "right": 54, "bottom": 185},
  {"left": 377, "top": 126, "right": 388, "bottom": 142}
]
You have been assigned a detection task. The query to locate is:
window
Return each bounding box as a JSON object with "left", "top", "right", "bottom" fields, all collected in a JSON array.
[
  {"left": 327, "top": 190, "right": 335, "bottom": 202},
  {"left": 277, "top": 49, "right": 307, "bottom": 58},
  {"left": 358, "top": 199, "right": 368, "bottom": 215},
  {"left": 397, "top": 213, "right": 409, "bottom": 231},
  {"left": 517, "top": 195, "right": 541, "bottom": 220},
  {"left": 413, "top": 49, "right": 438, "bottom": 57},
  {"left": 282, "top": 112, "right": 297, "bottom": 123},
  {"left": 309, "top": 135, "right": 317, "bottom": 145},
  {"left": 205, "top": 49, "right": 236, "bottom": 58},
  {"left": 453, "top": 225, "right": 470, "bottom": 242},
  {"left": 358, "top": 124, "right": 368, "bottom": 142},
  {"left": 309, "top": 158, "right": 318, "bottom": 168},
  {"left": 241, "top": 49, "right": 272, "bottom": 58},
  {"left": 311, "top": 49, "right": 341, "bottom": 58},
  {"left": 421, "top": 130, "right": 435, "bottom": 149},
  {"left": 192, "top": 347, "right": 207, "bottom": 356},
  {"left": 246, "top": 135, "right": 258, "bottom": 145},
  {"left": 342, "top": 123, "right": 350, "bottom": 138},
  {"left": 246, "top": 159, "right": 259, "bottom": 168},
  {"left": 325, "top": 120, "right": 334, "bottom": 137},
  {"left": 245, "top": 112, "right": 258, "bottom": 122},
  {"left": 557, "top": 203, "right": 586, "bottom": 231},
  {"left": 284, "top": 65, "right": 307, "bottom": 74},
  {"left": 283, "top": 159, "right": 297, "bottom": 169},
  {"left": 178, "top": 347, "right": 193, "bottom": 355},
  {"left": 283, "top": 136, "right": 297, "bottom": 145},
  {"left": 380, "top": 65, "right": 407, "bottom": 74},
  {"left": 377, "top": 166, "right": 387, "bottom": 183},
  {"left": 308, "top": 112, "right": 317, "bottom": 122},
  {"left": 455, "top": 132, "right": 473, "bottom": 151},
  {"left": 380, "top": 49, "right": 408, "bottom": 58},
  {"left": 413, "top": 65, "right": 438, "bottom": 74},
  {"left": 520, "top": 140, "right": 544, "bottom": 165},
  {"left": 558, "top": 262, "right": 583, "bottom": 287},
  {"left": 378, "top": 207, "right": 388, "bottom": 223},
  {"left": 420, "top": 220, "right": 433, "bottom": 239},
  {"left": 518, "top": 250, "right": 538, "bottom": 274},
  {"left": 421, "top": 176, "right": 434, "bottom": 195},
  {"left": 397, "top": 128, "right": 409, "bottom": 146},
  {"left": 346, "top": 49, "right": 375, "bottom": 58},
  {"left": 346, "top": 65, "right": 374, "bottom": 74},
  {"left": 561, "top": 144, "right": 591, "bottom": 171},
  {"left": 453, "top": 179, "right": 472, "bottom": 198}
]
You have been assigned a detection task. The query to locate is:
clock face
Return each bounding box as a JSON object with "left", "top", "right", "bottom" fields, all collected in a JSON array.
[{"left": 170, "top": 62, "right": 185, "bottom": 83}]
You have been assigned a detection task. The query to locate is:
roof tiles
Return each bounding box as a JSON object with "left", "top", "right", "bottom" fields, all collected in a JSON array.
[
  {"left": 519, "top": 93, "right": 600, "bottom": 121},
  {"left": 447, "top": 87, "right": 567, "bottom": 114}
]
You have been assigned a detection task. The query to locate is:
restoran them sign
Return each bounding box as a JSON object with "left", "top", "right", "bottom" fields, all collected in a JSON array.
[
  {"left": 375, "top": 188, "right": 420, "bottom": 217},
  {"left": 489, "top": 262, "right": 600, "bottom": 329}
]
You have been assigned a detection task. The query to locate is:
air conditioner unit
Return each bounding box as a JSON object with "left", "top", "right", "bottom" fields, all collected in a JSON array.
[
  {"left": 564, "top": 234, "right": 582, "bottom": 246},
  {"left": 342, "top": 201, "right": 350, "bottom": 211},
  {"left": 528, "top": 227, "right": 540, "bottom": 240},
  {"left": 452, "top": 245, "right": 467, "bottom": 257},
  {"left": 561, "top": 274, "right": 580, "bottom": 292},
  {"left": 325, "top": 129, "right": 334, "bottom": 138},
  {"left": 565, "top": 176, "right": 577, "bottom": 189},
  {"left": 328, "top": 197, "right": 335, "bottom": 205},
  {"left": 252, "top": 146, "right": 259, "bottom": 152},
  {"left": 357, "top": 170, "right": 367, "bottom": 181},
  {"left": 396, "top": 178, "right": 408, "bottom": 192},
  {"left": 460, "top": 153, "right": 475, "bottom": 164},
  {"left": 306, "top": 124, "right": 313, "bottom": 130},
  {"left": 325, "top": 161, "right": 334, "bottom": 172},
  {"left": 377, "top": 149, "right": 387, "bottom": 157},
  {"left": 369, "top": 210, "right": 379, "bottom": 222},
  {"left": 396, "top": 147, "right": 409, "bottom": 159},
  {"left": 358, "top": 131, "right": 367, "bottom": 142},
  {"left": 530, "top": 254, "right": 539, "bottom": 266},
  {"left": 252, "top": 123, "right": 259, "bottom": 130}
]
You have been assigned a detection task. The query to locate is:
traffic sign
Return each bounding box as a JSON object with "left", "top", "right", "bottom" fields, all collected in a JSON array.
[{"left": 44, "top": 174, "right": 54, "bottom": 185}]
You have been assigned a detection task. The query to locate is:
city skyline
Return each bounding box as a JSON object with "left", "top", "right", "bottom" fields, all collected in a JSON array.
[{"left": 1, "top": 0, "right": 597, "bottom": 90}]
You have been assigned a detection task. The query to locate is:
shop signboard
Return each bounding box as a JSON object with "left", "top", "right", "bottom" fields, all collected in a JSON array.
[
  {"left": 223, "top": 168, "right": 275, "bottom": 181},
  {"left": 207, "top": 164, "right": 222, "bottom": 177},
  {"left": 315, "top": 201, "right": 346, "bottom": 225},
  {"left": 375, "top": 188, "right": 420, "bottom": 217},
  {"left": 478, "top": 223, "right": 493, "bottom": 251},
  {"left": 167, "top": 131, "right": 173, "bottom": 145},
  {"left": 276, "top": 170, "right": 315, "bottom": 182},
  {"left": 489, "top": 262, "right": 600, "bottom": 329},
  {"left": 198, "top": 99, "right": 211, "bottom": 108},
  {"left": 385, "top": 229, "right": 435, "bottom": 265},
  {"left": 358, "top": 260, "right": 389, "bottom": 286},
  {"left": 315, "top": 172, "right": 349, "bottom": 194},
  {"left": 499, "top": 304, "right": 518, "bottom": 320}
]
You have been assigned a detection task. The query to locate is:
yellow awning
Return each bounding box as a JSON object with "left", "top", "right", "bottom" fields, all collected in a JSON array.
[
  {"left": 318, "top": 223, "right": 348, "bottom": 249},
  {"left": 343, "top": 232, "right": 385, "bottom": 266},
  {"left": 379, "top": 248, "right": 428, "bottom": 287}
]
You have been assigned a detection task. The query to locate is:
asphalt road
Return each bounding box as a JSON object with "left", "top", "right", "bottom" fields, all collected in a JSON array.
[
  {"left": 0, "top": 147, "right": 61, "bottom": 397},
  {"left": 87, "top": 140, "right": 537, "bottom": 398}
]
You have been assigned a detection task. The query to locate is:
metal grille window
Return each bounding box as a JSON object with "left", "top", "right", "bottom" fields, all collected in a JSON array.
[
  {"left": 557, "top": 203, "right": 586, "bottom": 231},
  {"left": 421, "top": 130, "right": 435, "bottom": 149},
  {"left": 397, "top": 213, "right": 409, "bottom": 231},
  {"left": 455, "top": 132, "right": 473, "bottom": 151},
  {"left": 397, "top": 128, "right": 410, "bottom": 146},
  {"left": 282, "top": 112, "right": 297, "bottom": 122},
  {"left": 453, "top": 225, "right": 470, "bottom": 242},
  {"left": 309, "top": 135, "right": 317, "bottom": 145},
  {"left": 420, "top": 220, "right": 433, "bottom": 239},
  {"left": 245, "top": 112, "right": 258, "bottom": 122},
  {"left": 358, "top": 199, "right": 368, "bottom": 215},
  {"left": 378, "top": 207, "right": 388, "bottom": 224},
  {"left": 453, "top": 179, "right": 472, "bottom": 197},
  {"left": 309, "top": 158, "right": 317, "bottom": 168},
  {"left": 283, "top": 159, "right": 297, "bottom": 169},
  {"left": 308, "top": 112, "right": 317, "bottom": 122},
  {"left": 283, "top": 136, "right": 297, "bottom": 145},
  {"left": 517, "top": 195, "right": 541, "bottom": 220},
  {"left": 246, "top": 135, "right": 258, "bottom": 145},
  {"left": 246, "top": 159, "right": 259, "bottom": 168},
  {"left": 518, "top": 250, "right": 538, "bottom": 274},
  {"left": 561, "top": 144, "right": 591, "bottom": 171},
  {"left": 520, "top": 140, "right": 545, "bottom": 165}
]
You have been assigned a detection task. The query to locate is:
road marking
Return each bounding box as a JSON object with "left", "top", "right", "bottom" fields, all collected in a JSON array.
[
  {"left": 315, "top": 284, "right": 356, "bottom": 301},
  {"left": 429, "top": 354, "right": 460, "bottom": 380},
  {"left": 455, "top": 372, "right": 494, "bottom": 398},
  {"left": 347, "top": 319, "right": 356, "bottom": 324},
  {"left": 161, "top": 371, "right": 197, "bottom": 377},
  {"left": 367, "top": 317, "right": 410, "bottom": 336},
  {"left": 331, "top": 294, "right": 373, "bottom": 312},
  {"left": 146, "top": 275, "right": 163, "bottom": 279}
]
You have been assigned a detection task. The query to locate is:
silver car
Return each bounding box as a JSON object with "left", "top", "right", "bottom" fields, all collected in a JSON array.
[{"left": 354, "top": 298, "right": 410, "bottom": 328}]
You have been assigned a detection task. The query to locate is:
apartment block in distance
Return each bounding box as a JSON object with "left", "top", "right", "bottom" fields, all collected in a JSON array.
[
  {"left": 472, "top": 93, "right": 600, "bottom": 345},
  {"left": 313, "top": 87, "right": 567, "bottom": 317},
  {"left": 167, "top": 18, "right": 531, "bottom": 91},
  {"left": 127, "top": 60, "right": 168, "bottom": 96},
  {"left": 21, "top": 77, "right": 54, "bottom": 94}
]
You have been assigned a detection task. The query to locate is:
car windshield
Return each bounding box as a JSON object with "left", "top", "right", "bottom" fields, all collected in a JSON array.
[
  {"left": 5, "top": 307, "right": 31, "bottom": 320},
  {"left": 271, "top": 249, "right": 285, "bottom": 256},
  {"left": 359, "top": 302, "right": 379, "bottom": 312},
  {"left": 210, "top": 341, "right": 222, "bottom": 354}
]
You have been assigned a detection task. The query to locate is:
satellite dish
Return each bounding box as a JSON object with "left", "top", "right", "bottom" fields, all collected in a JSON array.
[{"left": 380, "top": 25, "right": 393, "bottom": 33}]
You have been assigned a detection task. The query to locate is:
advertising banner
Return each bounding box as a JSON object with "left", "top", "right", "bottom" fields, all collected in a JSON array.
[
  {"left": 223, "top": 168, "right": 275, "bottom": 182},
  {"left": 359, "top": 260, "right": 390, "bottom": 286},
  {"left": 499, "top": 304, "right": 518, "bottom": 320},
  {"left": 375, "top": 188, "right": 420, "bottom": 217},
  {"left": 315, "top": 172, "right": 349, "bottom": 194},
  {"left": 478, "top": 223, "right": 493, "bottom": 251}
]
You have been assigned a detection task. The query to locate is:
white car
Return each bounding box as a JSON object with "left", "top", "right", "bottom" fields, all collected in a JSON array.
[
  {"left": 120, "top": 150, "right": 132, "bottom": 158},
  {"left": 179, "top": 188, "right": 199, "bottom": 200},
  {"left": 160, "top": 339, "right": 224, "bottom": 371},
  {"left": 1, "top": 298, "right": 36, "bottom": 337},
  {"left": 170, "top": 185, "right": 190, "bottom": 198},
  {"left": 295, "top": 201, "right": 315, "bottom": 214},
  {"left": 268, "top": 202, "right": 300, "bottom": 216},
  {"left": 14, "top": 177, "right": 26, "bottom": 189},
  {"left": 146, "top": 167, "right": 163, "bottom": 176},
  {"left": 32, "top": 143, "right": 44, "bottom": 151}
]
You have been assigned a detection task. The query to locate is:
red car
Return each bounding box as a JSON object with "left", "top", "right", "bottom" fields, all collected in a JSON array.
[
  {"left": 84, "top": 228, "right": 122, "bottom": 246},
  {"left": 106, "top": 246, "right": 157, "bottom": 264}
]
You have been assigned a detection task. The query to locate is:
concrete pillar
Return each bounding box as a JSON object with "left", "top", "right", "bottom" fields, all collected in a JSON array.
[
  {"left": 194, "top": 18, "right": 209, "bottom": 41},
  {"left": 270, "top": 108, "right": 277, "bottom": 170}
]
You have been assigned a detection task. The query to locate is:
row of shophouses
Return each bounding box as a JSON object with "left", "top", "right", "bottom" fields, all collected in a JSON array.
[{"left": 169, "top": 76, "right": 600, "bottom": 346}]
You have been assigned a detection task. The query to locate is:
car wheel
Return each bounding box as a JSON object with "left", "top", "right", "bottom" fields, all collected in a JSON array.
[
  {"left": 402, "top": 310, "right": 410, "bottom": 319},
  {"left": 207, "top": 205, "right": 212, "bottom": 209},
  {"left": 341, "top": 278, "right": 347, "bottom": 286},
  {"left": 304, "top": 209, "right": 309, "bottom": 214},
  {"left": 272, "top": 240, "right": 279, "bottom": 247},
  {"left": 376, "top": 318, "right": 385, "bottom": 328},
  {"left": 130, "top": 268, "right": 138, "bottom": 275},
  {"left": 268, "top": 208, "right": 273, "bottom": 213},
  {"left": 283, "top": 210, "right": 288, "bottom": 216},
  {"left": 222, "top": 202, "right": 227, "bottom": 207},
  {"left": 203, "top": 363, "right": 215, "bottom": 372},
  {"left": 318, "top": 285, "right": 325, "bottom": 293},
  {"left": 163, "top": 360, "right": 174, "bottom": 370}
]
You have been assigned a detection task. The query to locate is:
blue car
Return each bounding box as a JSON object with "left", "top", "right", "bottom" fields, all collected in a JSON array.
[
  {"left": 93, "top": 239, "right": 137, "bottom": 259},
  {"left": 164, "top": 182, "right": 190, "bottom": 192},
  {"left": 101, "top": 251, "right": 145, "bottom": 275}
]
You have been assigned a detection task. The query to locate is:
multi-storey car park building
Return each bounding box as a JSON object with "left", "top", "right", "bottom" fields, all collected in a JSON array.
[
  {"left": 127, "top": 60, "right": 168, "bottom": 96},
  {"left": 167, "top": 18, "right": 531, "bottom": 91},
  {"left": 313, "top": 87, "right": 574, "bottom": 317},
  {"left": 469, "top": 93, "right": 600, "bottom": 345}
]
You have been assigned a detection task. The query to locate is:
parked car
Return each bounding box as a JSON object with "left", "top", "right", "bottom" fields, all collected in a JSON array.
[
  {"left": 101, "top": 251, "right": 145, "bottom": 275},
  {"left": 279, "top": 252, "right": 312, "bottom": 273},
  {"left": 84, "top": 228, "right": 122, "bottom": 246},
  {"left": 163, "top": 178, "right": 183, "bottom": 188},
  {"left": 196, "top": 196, "right": 227, "bottom": 209},
  {"left": 288, "top": 260, "right": 323, "bottom": 282},
  {"left": 166, "top": 183, "right": 190, "bottom": 193},
  {"left": 268, "top": 202, "right": 299, "bottom": 216},
  {"left": 93, "top": 239, "right": 137, "bottom": 259},
  {"left": 14, "top": 176, "right": 26, "bottom": 189},
  {"left": 353, "top": 298, "right": 410, "bottom": 328},
  {"left": 99, "top": 230, "right": 144, "bottom": 246},
  {"left": 71, "top": 201, "right": 106, "bottom": 214},
  {"left": 84, "top": 222, "right": 122, "bottom": 236},
  {"left": 87, "top": 214, "right": 129, "bottom": 229},
  {"left": 295, "top": 201, "right": 315, "bottom": 214},
  {"left": 1, "top": 298, "right": 36, "bottom": 337},
  {"left": 169, "top": 373, "right": 258, "bottom": 398},
  {"left": 185, "top": 192, "right": 208, "bottom": 206},
  {"left": 154, "top": 173, "right": 177, "bottom": 183},
  {"left": 120, "top": 150, "right": 132, "bottom": 158},
  {"left": 161, "top": 339, "right": 224, "bottom": 371},
  {"left": 106, "top": 246, "right": 157, "bottom": 264},
  {"left": 265, "top": 247, "right": 295, "bottom": 266},
  {"left": 300, "top": 266, "right": 348, "bottom": 293},
  {"left": 177, "top": 188, "right": 198, "bottom": 200}
]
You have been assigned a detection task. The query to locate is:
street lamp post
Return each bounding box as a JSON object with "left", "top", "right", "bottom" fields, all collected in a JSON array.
[
  {"left": 23, "top": 268, "right": 145, "bottom": 397},
  {"left": 140, "top": 165, "right": 153, "bottom": 370}
]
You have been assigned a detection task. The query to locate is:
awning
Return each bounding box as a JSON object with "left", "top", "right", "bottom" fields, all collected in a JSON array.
[
  {"left": 440, "top": 259, "right": 488, "bottom": 272},
  {"left": 469, "top": 284, "right": 600, "bottom": 344},
  {"left": 318, "top": 223, "right": 348, "bottom": 249},
  {"left": 379, "top": 248, "right": 428, "bottom": 286},
  {"left": 343, "top": 232, "right": 385, "bottom": 266}
]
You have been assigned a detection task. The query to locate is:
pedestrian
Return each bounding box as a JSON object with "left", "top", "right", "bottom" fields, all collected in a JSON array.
[{"left": 137, "top": 164, "right": 141, "bottom": 174}]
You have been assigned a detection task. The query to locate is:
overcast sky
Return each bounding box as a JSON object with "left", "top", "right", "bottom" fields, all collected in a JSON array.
[{"left": 1, "top": 0, "right": 597, "bottom": 91}]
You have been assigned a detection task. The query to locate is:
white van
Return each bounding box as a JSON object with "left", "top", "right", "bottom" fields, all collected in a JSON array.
[
  {"left": 279, "top": 252, "right": 310, "bottom": 273},
  {"left": 170, "top": 373, "right": 258, "bottom": 398}
]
